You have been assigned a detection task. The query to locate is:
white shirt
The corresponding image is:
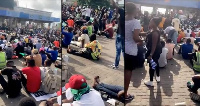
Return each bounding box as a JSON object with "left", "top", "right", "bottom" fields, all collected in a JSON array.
[
  {"left": 172, "top": 18, "right": 180, "bottom": 31},
  {"left": 164, "top": 26, "right": 175, "bottom": 34},
  {"left": 62, "top": 89, "right": 105, "bottom": 106},
  {"left": 125, "top": 19, "right": 141, "bottom": 56},
  {"left": 158, "top": 48, "right": 168, "bottom": 67},
  {"left": 80, "top": 34, "right": 90, "bottom": 46},
  {"left": 81, "top": 9, "right": 87, "bottom": 16},
  {"left": 85, "top": 8, "right": 91, "bottom": 17}
]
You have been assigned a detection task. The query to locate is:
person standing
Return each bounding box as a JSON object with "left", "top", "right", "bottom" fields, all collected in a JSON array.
[
  {"left": 144, "top": 17, "right": 162, "bottom": 87},
  {"left": 110, "top": 0, "right": 125, "bottom": 69},
  {"left": 125, "top": 2, "right": 143, "bottom": 100}
]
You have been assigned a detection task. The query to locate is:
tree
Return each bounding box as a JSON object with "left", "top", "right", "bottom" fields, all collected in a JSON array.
[{"left": 77, "top": 0, "right": 111, "bottom": 8}]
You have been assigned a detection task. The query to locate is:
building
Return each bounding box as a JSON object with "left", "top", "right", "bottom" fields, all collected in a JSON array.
[{"left": 0, "top": 0, "right": 60, "bottom": 29}]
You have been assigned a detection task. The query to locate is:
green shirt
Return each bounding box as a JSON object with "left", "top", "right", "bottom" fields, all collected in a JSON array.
[{"left": 87, "top": 26, "right": 93, "bottom": 36}]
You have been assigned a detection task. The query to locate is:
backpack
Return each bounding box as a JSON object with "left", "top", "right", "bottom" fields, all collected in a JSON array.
[{"left": 42, "top": 68, "right": 57, "bottom": 94}]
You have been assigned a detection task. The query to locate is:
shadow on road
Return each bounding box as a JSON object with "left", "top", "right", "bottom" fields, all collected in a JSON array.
[{"left": 131, "top": 66, "right": 147, "bottom": 88}]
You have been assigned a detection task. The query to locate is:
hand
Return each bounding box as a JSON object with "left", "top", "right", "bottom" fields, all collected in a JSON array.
[{"left": 147, "top": 55, "right": 152, "bottom": 62}]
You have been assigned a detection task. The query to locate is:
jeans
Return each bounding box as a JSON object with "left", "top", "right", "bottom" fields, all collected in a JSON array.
[
  {"left": 94, "top": 83, "right": 123, "bottom": 99},
  {"left": 114, "top": 34, "right": 124, "bottom": 67}
]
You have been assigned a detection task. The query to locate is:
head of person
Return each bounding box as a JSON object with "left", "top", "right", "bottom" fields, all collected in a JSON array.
[
  {"left": 186, "top": 38, "right": 191, "bottom": 44},
  {"left": 66, "top": 74, "right": 90, "bottom": 101},
  {"left": 44, "top": 59, "right": 52, "bottom": 67},
  {"left": 18, "top": 97, "right": 36, "bottom": 106},
  {"left": 187, "top": 30, "right": 189, "bottom": 33},
  {"left": 149, "top": 17, "right": 162, "bottom": 29},
  {"left": 82, "top": 29, "right": 88, "bottom": 34},
  {"left": 53, "top": 47, "right": 57, "bottom": 51},
  {"left": 39, "top": 49, "right": 45, "bottom": 54},
  {"left": 32, "top": 49, "right": 39, "bottom": 55},
  {"left": 88, "top": 22, "right": 92, "bottom": 26},
  {"left": 27, "top": 59, "right": 35, "bottom": 67},
  {"left": 6, "top": 61, "right": 14, "bottom": 67},
  {"left": 166, "top": 39, "right": 172, "bottom": 43},
  {"left": 160, "top": 40, "right": 165, "bottom": 48},
  {"left": 125, "top": 2, "right": 137, "bottom": 17},
  {"left": 68, "top": 27, "right": 73, "bottom": 33}
]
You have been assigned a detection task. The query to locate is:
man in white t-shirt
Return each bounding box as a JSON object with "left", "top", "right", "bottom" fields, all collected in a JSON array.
[
  {"left": 158, "top": 41, "right": 168, "bottom": 67},
  {"left": 85, "top": 7, "right": 91, "bottom": 22},
  {"left": 62, "top": 74, "right": 105, "bottom": 106},
  {"left": 172, "top": 18, "right": 180, "bottom": 32}
]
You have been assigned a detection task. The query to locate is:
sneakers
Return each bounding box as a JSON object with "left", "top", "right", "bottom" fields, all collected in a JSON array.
[
  {"left": 110, "top": 64, "right": 119, "bottom": 69},
  {"left": 156, "top": 76, "right": 160, "bottom": 82},
  {"left": 144, "top": 81, "right": 154, "bottom": 87}
]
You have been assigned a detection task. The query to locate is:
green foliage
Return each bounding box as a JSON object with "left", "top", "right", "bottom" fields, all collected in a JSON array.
[{"left": 77, "top": 0, "right": 111, "bottom": 8}]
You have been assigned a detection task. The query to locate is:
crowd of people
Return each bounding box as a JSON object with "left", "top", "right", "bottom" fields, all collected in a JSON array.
[
  {"left": 125, "top": 2, "right": 200, "bottom": 102},
  {"left": 0, "top": 24, "right": 62, "bottom": 105},
  {"left": 58, "top": 0, "right": 128, "bottom": 105}
]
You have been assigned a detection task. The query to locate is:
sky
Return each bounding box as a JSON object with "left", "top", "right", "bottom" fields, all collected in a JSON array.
[
  {"left": 16, "top": 0, "right": 61, "bottom": 18},
  {"left": 141, "top": 6, "right": 166, "bottom": 14}
]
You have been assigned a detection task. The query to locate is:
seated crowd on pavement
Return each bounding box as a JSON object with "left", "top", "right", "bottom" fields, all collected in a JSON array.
[
  {"left": 0, "top": 25, "right": 61, "bottom": 105},
  {"left": 125, "top": 2, "right": 200, "bottom": 102}
]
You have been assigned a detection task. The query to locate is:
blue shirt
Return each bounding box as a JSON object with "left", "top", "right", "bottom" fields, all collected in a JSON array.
[
  {"left": 62, "top": 28, "right": 73, "bottom": 46},
  {"left": 182, "top": 43, "right": 193, "bottom": 59},
  {"left": 108, "top": 10, "right": 113, "bottom": 19},
  {"left": 40, "top": 53, "right": 47, "bottom": 65},
  {"left": 47, "top": 49, "right": 58, "bottom": 61}
]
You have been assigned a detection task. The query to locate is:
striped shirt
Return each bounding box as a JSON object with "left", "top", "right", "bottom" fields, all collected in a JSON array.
[{"left": 125, "top": 18, "right": 141, "bottom": 56}]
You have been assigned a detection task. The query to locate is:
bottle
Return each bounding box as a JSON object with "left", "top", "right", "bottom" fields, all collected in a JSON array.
[{"left": 150, "top": 59, "right": 157, "bottom": 70}]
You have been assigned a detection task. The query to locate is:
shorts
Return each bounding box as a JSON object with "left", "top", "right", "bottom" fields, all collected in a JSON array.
[{"left": 125, "top": 53, "right": 137, "bottom": 71}]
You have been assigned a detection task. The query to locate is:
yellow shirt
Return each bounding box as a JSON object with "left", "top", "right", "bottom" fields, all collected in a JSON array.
[{"left": 159, "top": 17, "right": 166, "bottom": 28}]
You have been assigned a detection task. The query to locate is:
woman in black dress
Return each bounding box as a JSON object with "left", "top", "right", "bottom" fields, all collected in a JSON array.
[{"left": 144, "top": 17, "right": 162, "bottom": 87}]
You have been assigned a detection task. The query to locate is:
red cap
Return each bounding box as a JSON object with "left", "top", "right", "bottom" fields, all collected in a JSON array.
[
  {"left": 65, "top": 74, "right": 87, "bottom": 90},
  {"left": 57, "top": 89, "right": 62, "bottom": 96}
]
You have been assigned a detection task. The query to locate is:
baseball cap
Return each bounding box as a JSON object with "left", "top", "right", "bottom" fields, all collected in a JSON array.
[{"left": 65, "top": 74, "right": 87, "bottom": 90}]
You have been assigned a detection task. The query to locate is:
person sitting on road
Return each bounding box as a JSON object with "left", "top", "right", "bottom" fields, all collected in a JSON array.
[
  {"left": 158, "top": 41, "right": 168, "bottom": 68},
  {"left": 0, "top": 46, "right": 6, "bottom": 69},
  {"left": 165, "top": 39, "right": 175, "bottom": 59},
  {"left": 189, "top": 46, "right": 200, "bottom": 72},
  {"left": 40, "top": 59, "right": 52, "bottom": 82},
  {"left": 25, "top": 49, "right": 42, "bottom": 67},
  {"left": 39, "top": 48, "right": 47, "bottom": 66},
  {"left": 69, "top": 29, "right": 90, "bottom": 51},
  {"left": 4, "top": 42, "right": 13, "bottom": 60},
  {"left": 100, "top": 23, "right": 114, "bottom": 39},
  {"left": 178, "top": 38, "right": 193, "bottom": 59},
  {"left": 46, "top": 47, "right": 58, "bottom": 62},
  {"left": 0, "top": 61, "right": 22, "bottom": 98},
  {"left": 93, "top": 76, "right": 132, "bottom": 102},
  {"left": 21, "top": 59, "right": 41, "bottom": 93},
  {"left": 187, "top": 75, "right": 200, "bottom": 94},
  {"left": 61, "top": 74, "right": 105, "bottom": 106},
  {"left": 62, "top": 27, "right": 74, "bottom": 48}
]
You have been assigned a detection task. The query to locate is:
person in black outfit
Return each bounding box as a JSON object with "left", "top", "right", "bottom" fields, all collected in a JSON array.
[
  {"left": 0, "top": 61, "right": 22, "bottom": 98},
  {"left": 14, "top": 43, "right": 24, "bottom": 58},
  {"left": 144, "top": 17, "right": 162, "bottom": 87}
]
